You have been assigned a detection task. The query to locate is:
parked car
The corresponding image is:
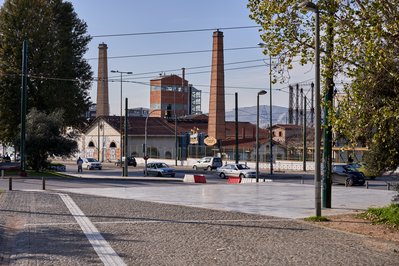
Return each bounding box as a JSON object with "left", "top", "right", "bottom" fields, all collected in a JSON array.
[
  {"left": 1, "top": 155, "right": 11, "bottom": 163},
  {"left": 331, "top": 164, "right": 365, "bottom": 186},
  {"left": 350, "top": 162, "right": 379, "bottom": 179},
  {"left": 216, "top": 163, "right": 256, "bottom": 179},
  {"left": 145, "top": 162, "right": 175, "bottom": 177},
  {"left": 82, "top": 158, "right": 102, "bottom": 170},
  {"left": 192, "top": 157, "right": 222, "bottom": 171},
  {"left": 115, "top": 156, "right": 137, "bottom": 167}
]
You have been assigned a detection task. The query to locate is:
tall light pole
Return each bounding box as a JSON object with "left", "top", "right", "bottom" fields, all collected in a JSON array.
[
  {"left": 256, "top": 90, "right": 267, "bottom": 183},
  {"left": 111, "top": 70, "right": 132, "bottom": 173},
  {"left": 299, "top": 1, "right": 321, "bottom": 217},
  {"left": 257, "top": 43, "right": 274, "bottom": 175}
]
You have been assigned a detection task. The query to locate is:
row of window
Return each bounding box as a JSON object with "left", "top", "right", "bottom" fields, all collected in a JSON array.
[
  {"left": 88, "top": 141, "right": 117, "bottom": 148},
  {"left": 151, "top": 85, "right": 187, "bottom": 92}
]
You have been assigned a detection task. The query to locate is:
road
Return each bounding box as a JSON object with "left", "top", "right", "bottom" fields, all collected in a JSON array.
[{"left": 1, "top": 161, "right": 397, "bottom": 191}]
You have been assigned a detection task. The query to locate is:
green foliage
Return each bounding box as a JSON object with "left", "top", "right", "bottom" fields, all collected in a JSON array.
[
  {"left": 365, "top": 204, "right": 399, "bottom": 226},
  {"left": 249, "top": 1, "right": 399, "bottom": 171},
  {"left": 24, "top": 108, "right": 78, "bottom": 171},
  {"left": 0, "top": 0, "right": 92, "bottom": 144},
  {"left": 304, "top": 216, "right": 330, "bottom": 222}
]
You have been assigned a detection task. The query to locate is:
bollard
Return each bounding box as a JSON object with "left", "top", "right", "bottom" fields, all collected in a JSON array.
[
  {"left": 301, "top": 177, "right": 304, "bottom": 184},
  {"left": 1, "top": 170, "right": 4, "bottom": 178},
  {"left": 42, "top": 176, "right": 45, "bottom": 190},
  {"left": 366, "top": 181, "right": 368, "bottom": 189},
  {"left": 387, "top": 182, "right": 391, "bottom": 191},
  {"left": 9, "top": 177, "right": 12, "bottom": 191}
]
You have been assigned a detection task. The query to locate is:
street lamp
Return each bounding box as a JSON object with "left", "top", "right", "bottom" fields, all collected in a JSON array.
[
  {"left": 258, "top": 43, "right": 274, "bottom": 175},
  {"left": 299, "top": 1, "right": 321, "bottom": 217},
  {"left": 256, "top": 90, "right": 267, "bottom": 183},
  {"left": 111, "top": 70, "right": 132, "bottom": 174}
]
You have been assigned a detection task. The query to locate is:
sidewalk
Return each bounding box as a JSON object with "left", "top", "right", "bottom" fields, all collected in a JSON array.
[{"left": 1, "top": 189, "right": 398, "bottom": 265}]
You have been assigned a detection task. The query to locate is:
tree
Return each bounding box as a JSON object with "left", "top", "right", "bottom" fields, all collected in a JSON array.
[
  {"left": 331, "top": 1, "right": 399, "bottom": 173},
  {"left": 0, "top": 0, "right": 92, "bottom": 145},
  {"left": 248, "top": 1, "right": 399, "bottom": 172},
  {"left": 25, "top": 108, "right": 78, "bottom": 171}
]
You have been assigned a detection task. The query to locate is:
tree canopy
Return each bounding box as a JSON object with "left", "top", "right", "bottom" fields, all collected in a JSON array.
[
  {"left": 25, "top": 108, "right": 78, "bottom": 171},
  {"left": 248, "top": 0, "right": 399, "bottom": 172},
  {"left": 0, "top": 0, "right": 92, "bottom": 144}
]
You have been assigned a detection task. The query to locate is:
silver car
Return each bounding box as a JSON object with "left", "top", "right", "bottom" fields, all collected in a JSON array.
[
  {"left": 192, "top": 157, "right": 222, "bottom": 171},
  {"left": 82, "top": 158, "right": 102, "bottom": 170},
  {"left": 216, "top": 163, "right": 256, "bottom": 179},
  {"left": 146, "top": 162, "right": 175, "bottom": 177}
]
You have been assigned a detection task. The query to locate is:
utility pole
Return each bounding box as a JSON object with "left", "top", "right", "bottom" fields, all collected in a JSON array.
[
  {"left": 123, "top": 98, "right": 128, "bottom": 177},
  {"left": 20, "top": 40, "right": 28, "bottom": 176},
  {"left": 303, "top": 96, "right": 307, "bottom": 172},
  {"left": 323, "top": 4, "right": 336, "bottom": 209},
  {"left": 235, "top": 92, "right": 239, "bottom": 164}
]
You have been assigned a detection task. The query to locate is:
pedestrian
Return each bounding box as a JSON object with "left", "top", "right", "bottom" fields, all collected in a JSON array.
[
  {"left": 77, "top": 157, "right": 83, "bottom": 173},
  {"left": 348, "top": 155, "right": 354, "bottom": 164}
]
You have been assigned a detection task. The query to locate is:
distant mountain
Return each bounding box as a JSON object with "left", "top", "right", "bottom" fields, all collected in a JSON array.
[{"left": 225, "top": 105, "right": 289, "bottom": 127}]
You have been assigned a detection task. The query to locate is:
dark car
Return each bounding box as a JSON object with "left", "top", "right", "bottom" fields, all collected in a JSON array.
[
  {"left": 332, "top": 164, "right": 365, "bottom": 186},
  {"left": 115, "top": 156, "right": 137, "bottom": 167}
]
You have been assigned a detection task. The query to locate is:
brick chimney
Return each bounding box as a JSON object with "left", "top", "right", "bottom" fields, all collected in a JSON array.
[
  {"left": 96, "top": 43, "right": 109, "bottom": 117},
  {"left": 208, "top": 30, "right": 226, "bottom": 140}
]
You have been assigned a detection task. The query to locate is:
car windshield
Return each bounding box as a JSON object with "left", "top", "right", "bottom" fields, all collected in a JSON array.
[
  {"left": 87, "top": 158, "right": 98, "bottom": 162},
  {"left": 236, "top": 164, "right": 249, "bottom": 170},
  {"left": 343, "top": 165, "right": 357, "bottom": 172},
  {"left": 156, "top": 163, "right": 168, "bottom": 168}
]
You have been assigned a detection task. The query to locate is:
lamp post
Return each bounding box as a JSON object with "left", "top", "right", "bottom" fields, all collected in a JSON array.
[
  {"left": 299, "top": 1, "right": 321, "bottom": 217},
  {"left": 111, "top": 70, "right": 132, "bottom": 174},
  {"left": 257, "top": 43, "right": 274, "bottom": 175},
  {"left": 256, "top": 90, "right": 267, "bottom": 183}
]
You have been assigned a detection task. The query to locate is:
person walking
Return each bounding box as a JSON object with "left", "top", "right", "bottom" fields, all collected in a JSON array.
[{"left": 77, "top": 157, "right": 83, "bottom": 173}]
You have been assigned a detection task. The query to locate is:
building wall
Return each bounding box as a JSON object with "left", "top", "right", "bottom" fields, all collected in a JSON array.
[
  {"left": 80, "top": 122, "right": 121, "bottom": 162},
  {"left": 78, "top": 120, "right": 177, "bottom": 162},
  {"left": 150, "top": 75, "right": 189, "bottom": 118}
]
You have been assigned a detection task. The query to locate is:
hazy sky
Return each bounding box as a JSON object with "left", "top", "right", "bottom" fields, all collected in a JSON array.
[{"left": 2, "top": 0, "right": 315, "bottom": 115}]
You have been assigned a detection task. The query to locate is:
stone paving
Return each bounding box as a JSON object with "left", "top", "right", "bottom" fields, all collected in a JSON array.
[{"left": 0, "top": 189, "right": 398, "bottom": 265}]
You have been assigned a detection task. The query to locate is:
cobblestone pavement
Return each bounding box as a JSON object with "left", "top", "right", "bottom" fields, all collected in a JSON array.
[{"left": 0, "top": 190, "right": 398, "bottom": 265}]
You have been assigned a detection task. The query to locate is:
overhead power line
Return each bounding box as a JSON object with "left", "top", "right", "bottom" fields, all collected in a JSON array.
[
  {"left": 87, "top": 46, "right": 260, "bottom": 60},
  {"left": 92, "top": 26, "right": 262, "bottom": 38}
]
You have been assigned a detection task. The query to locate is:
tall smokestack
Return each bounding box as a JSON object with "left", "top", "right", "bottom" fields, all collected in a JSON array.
[
  {"left": 208, "top": 30, "right": 226, "bottom": 140},
  {"left": 96, "top": 43, "right": 109, "bottom": 117}
]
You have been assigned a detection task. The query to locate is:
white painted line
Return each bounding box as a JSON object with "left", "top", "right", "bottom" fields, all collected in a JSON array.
[{"left": 59, "top": 193, "right": 126, "bottom": 266}]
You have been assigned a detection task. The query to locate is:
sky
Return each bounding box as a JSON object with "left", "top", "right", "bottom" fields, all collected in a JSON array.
[{"left": 2, "top": 0, "right": 315, "bottom": 115}]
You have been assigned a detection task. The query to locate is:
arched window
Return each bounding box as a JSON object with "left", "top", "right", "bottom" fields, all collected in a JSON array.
[
  {"left": 165, "top": 151, "right": 172, "bottom": 159},
  {"left": 88, "top": 141, "right": 95, "bottom": 147},
  {"left": 109, "top": 142, "right": 116, "bottom": 148}
]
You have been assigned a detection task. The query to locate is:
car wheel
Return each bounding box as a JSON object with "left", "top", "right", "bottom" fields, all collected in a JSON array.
[
  {"left": 171, "top": 174, "right": 175, "bottom": 177},
  {"left": 193, "top": 166, "right": 197, "bottom": 171},
  {"left": 157, "top": 172, "right": 162, "bottom": 177},
  {"left": 346, "top": 178, "right": 354, "bottom": 186},
  {"left": 207, "top": 166, "right": 212, "bottom": 171},
  {"left": 220, "top": 172, "right": 226, "bottom": 179},
  {"left": 239, "top": 173, "right": 245, "bottom": 179},
  {"left": 99, "top": 167, "right": 102, "bottom": 170}
]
